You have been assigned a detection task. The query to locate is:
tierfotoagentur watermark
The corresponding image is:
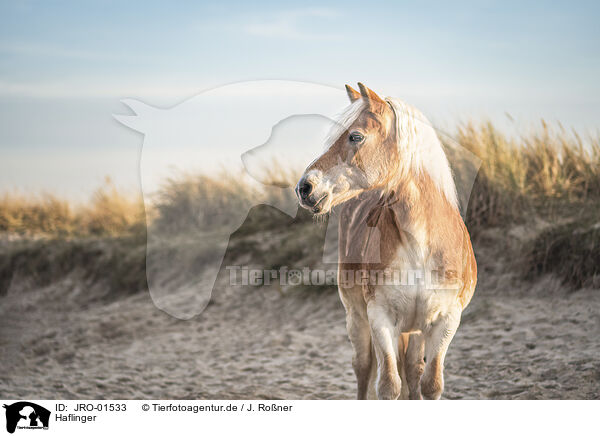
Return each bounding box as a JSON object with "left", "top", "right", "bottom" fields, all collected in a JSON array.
[{"left": 226, "top": 266, "right": 462, "bottom": 289}]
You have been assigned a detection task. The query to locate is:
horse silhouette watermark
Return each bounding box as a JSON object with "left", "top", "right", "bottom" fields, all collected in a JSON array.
[{"left": 115, "top": 80, "right": 480, "bottom": 320}]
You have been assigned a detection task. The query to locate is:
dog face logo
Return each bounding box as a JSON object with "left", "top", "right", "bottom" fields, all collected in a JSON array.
[{"left": 3, "top": 402, "right": 50, "bottom": 434}]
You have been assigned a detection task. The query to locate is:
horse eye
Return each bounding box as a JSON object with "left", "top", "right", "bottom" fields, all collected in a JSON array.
[{"left": 349, "top": 132, "right": 364, "bottom": 143}]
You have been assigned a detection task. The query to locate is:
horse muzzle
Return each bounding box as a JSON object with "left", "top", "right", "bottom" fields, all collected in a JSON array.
[{"left": 296, "top": 177, "right": 329, "bottom": 214}]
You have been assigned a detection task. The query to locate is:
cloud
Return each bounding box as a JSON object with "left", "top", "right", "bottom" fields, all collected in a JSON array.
[
  {"left": 241, "top": 8, "right": 343, "bottom": 41},
  {"left": 0, "top": 41, "right": 126, "bottom": 62},
  {"left": 0, "top": 78, "right": 344, "bottom": 100},
  {"left": 0, "top": 78, "right": 203, "bottom": 99}
]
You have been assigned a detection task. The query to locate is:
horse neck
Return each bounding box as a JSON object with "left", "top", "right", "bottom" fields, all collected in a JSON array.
[{"left": 377, "top": 168, "right": 458, "bottom": 231}]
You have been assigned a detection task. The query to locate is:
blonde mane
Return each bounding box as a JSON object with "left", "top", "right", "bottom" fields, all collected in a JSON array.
[{"left": 385, "top": 97, "right": 458, "bottom": 209}]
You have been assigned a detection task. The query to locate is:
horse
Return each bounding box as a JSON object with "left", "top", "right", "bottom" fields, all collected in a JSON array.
[{"left": 295, "top": 83, "right": 477, "bottom": 400}]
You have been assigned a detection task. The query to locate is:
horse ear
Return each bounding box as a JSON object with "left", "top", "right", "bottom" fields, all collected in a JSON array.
[
  {"left": 357, "top": 82, "right": 385, "bottom": 106},
  {"left": 345, "top": 84, "right": 361, "bottom": 103}
]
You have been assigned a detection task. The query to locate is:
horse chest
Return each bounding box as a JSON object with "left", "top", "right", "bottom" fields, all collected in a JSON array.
[
  {"left": 370, "top": 283, "right": 460, "bottom": 332},
  {"left": 338, "top": 193, "right": 464, "bottom": 331}
]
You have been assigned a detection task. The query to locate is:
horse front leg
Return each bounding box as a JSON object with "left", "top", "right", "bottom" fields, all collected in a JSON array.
[
  {"left": 345, "top": 307, "right": 374, "bottom": 399},
  {"left": 421, "top": 308, "right": 461, "bottom": 400},
  {"left": 405, "top": 332, "right": 425, "bottom": 400},
  {"left": 367, "top": 303, "right": 402, "bottom": 400}
]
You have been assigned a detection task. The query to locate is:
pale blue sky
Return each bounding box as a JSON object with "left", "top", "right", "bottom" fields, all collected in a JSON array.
[{"left": 1, "top": 0, "right": 599, "bottom": 196}]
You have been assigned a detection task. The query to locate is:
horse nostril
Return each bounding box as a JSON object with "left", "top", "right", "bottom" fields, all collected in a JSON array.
[{"left": 298, "top": 179, "right": 313, "bottom": 200}]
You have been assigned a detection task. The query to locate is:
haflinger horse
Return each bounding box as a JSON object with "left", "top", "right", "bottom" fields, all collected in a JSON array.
[{"left": 295, "top": 83, "right": 477, "bottom": 400}]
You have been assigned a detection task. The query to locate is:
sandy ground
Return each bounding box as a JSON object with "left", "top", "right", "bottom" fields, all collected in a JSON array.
[{"left": 1, "top": 254, "right": 599, "bottom": 400}]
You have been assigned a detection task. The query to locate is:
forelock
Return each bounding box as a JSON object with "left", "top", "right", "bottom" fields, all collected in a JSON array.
[{"left": 323, "top": 99, "right": 367, "bottom": 151}]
